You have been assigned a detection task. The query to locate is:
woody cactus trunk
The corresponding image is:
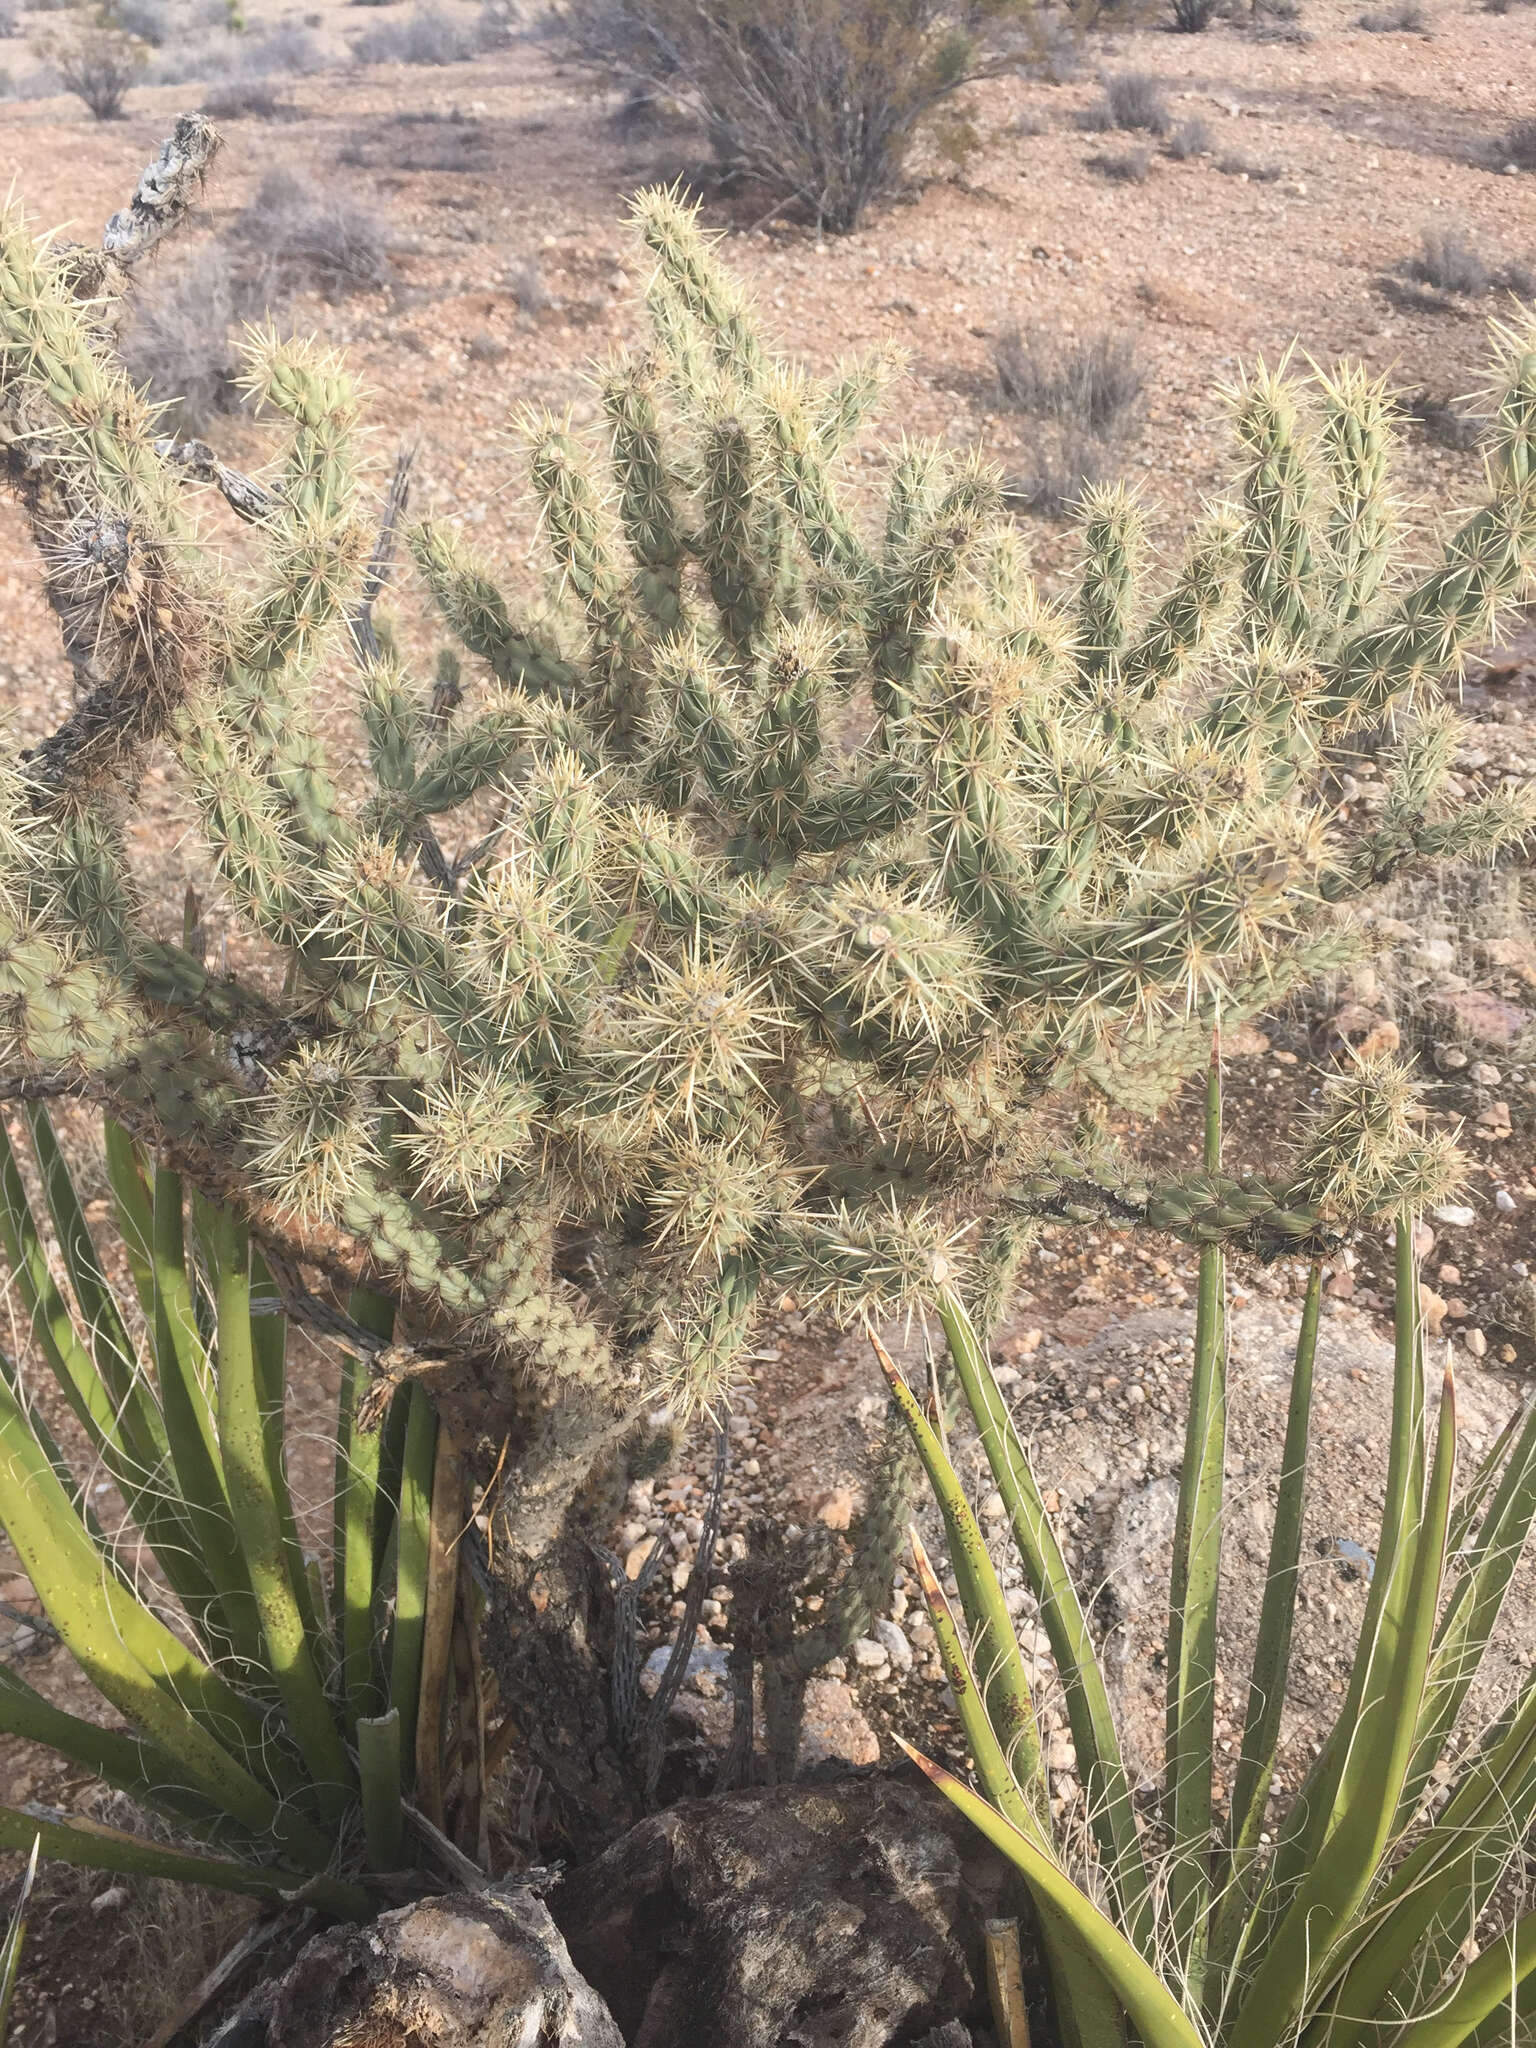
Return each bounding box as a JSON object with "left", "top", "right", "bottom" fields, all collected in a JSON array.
[{"left": 1, "top": 121, "right": 1534, "bottom": 1825}]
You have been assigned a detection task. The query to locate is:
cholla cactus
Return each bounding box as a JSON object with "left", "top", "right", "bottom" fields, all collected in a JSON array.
[{"left": 0, "top": 126, "right": 1533, "bottom": 1796}]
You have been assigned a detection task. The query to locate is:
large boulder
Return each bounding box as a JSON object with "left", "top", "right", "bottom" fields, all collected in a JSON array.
[
  {"left": 210, "top": 1885, "right": 623, "bottom": 2048},
  {"left": 552, "top": 1774, "right": 1012, "bottom": 2047}
]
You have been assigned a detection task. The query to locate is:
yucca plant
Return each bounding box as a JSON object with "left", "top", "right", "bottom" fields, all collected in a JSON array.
[
  {"left": 0, "top": 1103, "right": 478, "bottom": 1913},
  {"left": 886, "top": 1057, "right": 1536, "bottom": 2048},
  {"left": 0, "top": 1836, "right": 38, "bottom": 2038},
  {"left": 0, "top": 120, "right": 1534, "bottom": 1811}
]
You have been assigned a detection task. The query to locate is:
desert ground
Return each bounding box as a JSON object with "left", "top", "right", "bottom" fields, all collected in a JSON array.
[{"left": 1, "top": 0, "right": 1535, "bottom": 2037}]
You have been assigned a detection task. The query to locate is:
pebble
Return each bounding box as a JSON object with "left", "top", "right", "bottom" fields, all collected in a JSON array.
[
  {"left": 1496, "top": 1189, "right": 1517, "bottom": 1214},
  {"left": 851, "top": 1636, "right": 889, "bottom": 1670},
  {"left": 872, "top": 1617, "right": 913, "bottom": 1673},
  {"left": 1433, "top": 1204, "right": 1477, "bottom": 1228},
  {"left": 1466, "top": 1328, "right": 1489, "bottom": 1359},
  {"left": 980, "top": 1490, "right": 1006, "bottom": 1521}
]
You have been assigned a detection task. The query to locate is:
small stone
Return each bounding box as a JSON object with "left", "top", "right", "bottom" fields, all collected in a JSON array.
[
  {"left": 90, "top": 1886, "right": 127, "bottom": 1915},
  {"left": 872, "top": 1617, "right": 913, "bottom": 1673},
  {"left": 980, "top": 1490, "right": 1006, "bottom": 1521},
  {"left": 1438, "top": 1263, "right": 1462, "bottom": 1286},
  {"left": 1434, "top": 1204, "right": 1477, "bottom": 1229},
  {"left": 799, "top": 1677, "right": 881, "bottom": 1766},
  {"left": 851, "top": 1635, "right": 889, "bottom": 1670},
  {"left": 814, "top": 1489, "right": 855, "bottom": 1532},
  {"left": 1470, "top": 1062, "right": 1503, "bottom": 1087},
  {"left": 1496, "top": 1188, "right": 1518, "bottom": 1213},
  {"left": 1465, "top": 1328, "right": 1489, "bottom": 1358},
  {"left": 624, "top": 1538, "right": 656, "bottom": 1580},
  {"left": 742, "top": 1458, "right": 761, "bottom": 1477}
]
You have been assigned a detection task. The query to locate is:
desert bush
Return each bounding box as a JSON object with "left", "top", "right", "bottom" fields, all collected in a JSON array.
[
  {"left": 1001, "top": 429, "right": 1116, "bottom": 516},
  {"left": 1165, "top": 112, "right": 1213, "bottom": 156},
  {"left": 1169, "top": 0, "right": 1217, "bottom": 28},
  {"left": 38, "top": 8, "right": 148, "bottom": 116},
  {"left": 562, "top": 0, "right": 1047, "bottom": 234},
  {"left": 1, "top": 117, "right": 1535, "bottom": 1850},
  {"left": 1086, "top": 143, "right": 1150, "bottom": 180},
  {"left": 1216, "top": 151, "right": 1282, "bottom": 180},
  {"left": 994, "top": 322, "right": 1145, "bottom": 434},
  {"left": 892, "top": 1078, "right": 1536, "bottom": 2048},
  {"left": 238, "top": 20, "right": 328, "bottom": 71},
  {"left": 228, "top": 167, "right": 391, "bottom": 299},
  {"left": 1495, "top": 117, "right": 1536, "bottom": 171},
  {"left": 200, "top": 69, "right": 290, "bottom": 118},
  {"left": 112, "top": 0, "right": 169, "bottom": 42},
  {"left": 350, "top": 3, "right": 477, "bottom": 63},
  {"left": 1402, "top": 389, "right": 1484, "bottom": 451},
  {"left": 1357, "top": 0, "right": 1425, "bottom": 25},
  {"left": 1098, "top": 67, "right": 1172, "bottom": 134},
  {"left": 120, "top": 242, "right": 243, "bottom": 431},
  {"left": 1411, "top": 223, "right": 1488, "bottom": 295},
  {"left": 476, "top": 0, "right": 517, "bottom": 46},
  {"left": 337, "top": 108, "right": 491, "bottom": 170}
]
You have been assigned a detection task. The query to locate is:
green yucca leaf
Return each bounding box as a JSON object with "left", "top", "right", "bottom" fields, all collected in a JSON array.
[
  {"left": 0, "top": 1832, "right": 37, "bottom": 2038},
  {"left": 358, "top": 1708, "right": 406, "bottom": 1873},
  {"left": 0, "top": 1805, "right": 371, "bottom": 1920},
  {"left": 1391, "top": 1911, "right": 1536, "bottom": 2048},
  {"left": 872, "top": 1333, "right": 1045, "bottom": 1818},
  {"left": 335, "top": 1287, "right": 396, "bottom": 1738},
  {"left": 898, "top": 1739, "right": 1204, "bottom": 2048},
  {"left": 387, "top": 1382, "right": 438, "bottom": 1783},
  {"left": 1230, "top": 1326, "right": 1455, "bottom": 2048},
  {"left": 211, "top": 1205, "right": 354, "bottom": 1821},
  {"left": 934, "top": 1285, "right": 1155, "bottom": 1953},
  {"left": 1164, "top": 1049, "right": 1227, "bottom": 2004},
  {"left": 1213, "top": 1259, "right": 1323, "bottom": 1972}
]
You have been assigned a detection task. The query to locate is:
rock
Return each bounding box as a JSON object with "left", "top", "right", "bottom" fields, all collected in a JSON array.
[
  {"left": 1466, "top": 1328, "right": 1489, "bottom": 1358},
  {"left": 555, "top": 1779, "right": 1012, "bottom": 2048},
  {"left": 800, "top": 1676, "right": 881, "bottom": 1766},
  {"left": 980, "top": 1490, "right": 1006, "bottom": 1521},
  {"left": 814, "top": 1488, "right": 855, "bottom": 1532},
  {"left": 851, "top": 1635, "right": 890, "bottom": 1669},
  {"left": 1428, "top": 989, "right": 1533, "bottom": 1049},
  {"left": 873, "top": 1617, "right": 914, "bottom": 1673},
  {"left": 1045, "top": 1303, "right": 1529, "bottom": 1786},
  {"left": 211, "top": 1888, "right": 623, "bottom": 2048},
  {"left": 641, "top": 1642, "right": 730, "bottom": 1696},
  {"left": 1497, "top": 1189, "right": 1518, "bottom": 1214}
]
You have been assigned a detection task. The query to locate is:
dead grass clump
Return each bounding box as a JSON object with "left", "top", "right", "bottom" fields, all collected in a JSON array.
[
  {"left": 228, "top": 168, "right": 392, "bottom": 300},
  {"left": 1411, "top": 224, "right": 1488, "bottom": 294},
  {"left": 1356, "top": 1, "right": 1426, "bottom": 26},
  {"left": 351, "top": 4, "right": 479, "bottom": 63},
  {"left": 1165, "top": 114, "right": 1213, "bottom": 158},
  {"left": 1401, "top": 390, "right": 1484, "bottom": 451},
  {"left": 201, "top": 71, "right": 292, "bottom": 118},
  {"left": 1003, "top": 434, "right": 1117, "bottom": 519},
  {"left": 338, "top": 109, "right": 491, "bottom": 170},
  {"left": 1087, "top": 145, "right": 1151, "bottom": 181},
  {"left": 1216, "top": 152, "right": 1282, "bottom": 181},
  {"left": 994, "top": 326, "right": 1145, "bottom": 435},
  {"left": 1494, "top": 118, "right": 1536, "bottom": 171},
  {"left": 1097, "top": 70, "right": 1172, "bottom": 135},
  {"left": 120, "top": 244, "right": 243, "bottom": 433},
  {"left": 1169, "top": 0, "right": 1218, "bottom": 28}
]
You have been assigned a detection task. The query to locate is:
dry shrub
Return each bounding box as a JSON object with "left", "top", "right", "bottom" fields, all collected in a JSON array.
[
  {"left": 351, "top": 4, "right": 480, "bottom": 62},
  {"left": 1165, "top": 113, "right": 1212, "bottom": 157},
  {"left": 1356, "top": 0, "right": 1425, "bottom": 25},
  {"left": 995, "top": 325, "right": 1144, "bottom": 520},
  {"left": 120, "top": 243, "right": 243, "bottom": 432},
  {"left": 337, "top": 108, "right": 492, "bottom": 169},
  {"left": 38, "top": 8, "right": 148, "bottom": 116},
  {"left": 562, "top": 0, "right": 1049, "bottom": 233},
  {"left": 228, "top": 168, "right": 392, "bottom": 300},
  {"left": 1087, "top": 144, "right": 1150, "bottom": 180},
  {"left": 1098, "top": 67, "right": 1172, "bottom": 134},
  {"left": 1411, "top": 224, "right": 1488, "bottom": 295},
  {"left": 201, "top": 70, "right": 292, "bottom": 117}
]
